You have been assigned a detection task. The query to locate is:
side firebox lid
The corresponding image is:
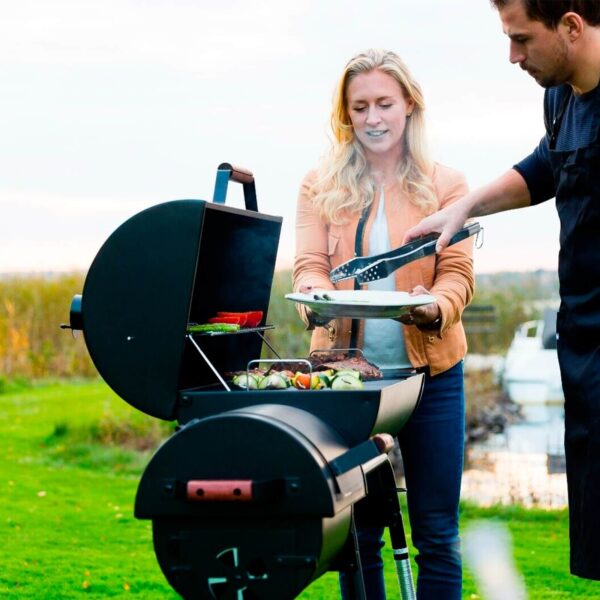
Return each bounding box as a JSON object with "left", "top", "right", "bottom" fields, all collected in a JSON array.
[{"left": 80, "top": 199, "right": 282, "bottom": 420}]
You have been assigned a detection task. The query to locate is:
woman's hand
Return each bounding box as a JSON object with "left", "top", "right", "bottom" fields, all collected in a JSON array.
[
  {"left": 299, "top": 284, "right": 333, "bottom": 327},
  {"left": 396, "top": 285, "right": 440, "bottom": 330}
]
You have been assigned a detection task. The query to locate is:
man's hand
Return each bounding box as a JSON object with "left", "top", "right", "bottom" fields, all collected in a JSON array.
[
  {"left": 403, "top": 202, "right": 470, "bottom": 253},
  {"left": 404, "top": 170, "right": 532, "bottom": 252}
]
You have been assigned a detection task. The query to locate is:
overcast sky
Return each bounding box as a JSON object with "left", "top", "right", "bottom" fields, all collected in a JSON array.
[{"left": 0, "top": 0, "right": 560, "bottom": 276}]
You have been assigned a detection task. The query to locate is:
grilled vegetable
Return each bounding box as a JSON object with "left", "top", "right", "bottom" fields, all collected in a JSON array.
[
  {"left": 315, "top": 370, "right": 335, "bottom": 387},
  {"left": 216, "top": 311, "right": 263, "bottom": 328},
  {"left": 244, "top": 311, "right": 263, "bottom": 328},
  {"left": 332, "top": 369, "right": 361, "bottom": 380},
  {"left": 207, "top": 316, "right": 246, "bottom": 325},
  {"left": 232, "top": 373, "right": 259, "bottom": 389},
  {"left": 331, "top": 373, "right": 364, "bottom": 390},
  {"left": 292, "top": 372, "right": 324, "bottom": 390},
  {"left": 187, "top": 323, "right": 240, "bottom": 333},
  {"left": 258, "top": 373, "right": 290, "bottom": 390}
]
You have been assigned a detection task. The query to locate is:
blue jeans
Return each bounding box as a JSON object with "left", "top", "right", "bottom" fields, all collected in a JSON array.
[{"left": 340, "top": 361, "right": 465, "bottom": 599}]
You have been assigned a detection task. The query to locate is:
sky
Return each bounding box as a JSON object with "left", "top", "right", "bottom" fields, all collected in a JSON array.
[{"left": 0, "top": 0, "right": 561, "bottom": 276}]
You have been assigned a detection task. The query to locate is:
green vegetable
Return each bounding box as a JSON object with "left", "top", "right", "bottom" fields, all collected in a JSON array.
[
  {"left": 332, "top": 369, "right": 361, "bottom": 380},
  {"left": 187, "top": 323, "right": 240, "bottom": 333},
  {"left": 232, "top": 373, "right": 259, "bottom": 389},
  {"left": 331, "top": 374, "right": 364, "bottom": 390},
  {"left": 258, "top": 373, "right": 290, "bottom": 390},
  {"left": 316, "top": 371, "right": 334, "bottom": 387}
]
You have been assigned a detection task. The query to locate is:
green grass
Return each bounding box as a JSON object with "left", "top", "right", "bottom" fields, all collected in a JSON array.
[{"left": 1, "top": 380, "right": 599, "bottom": 599}]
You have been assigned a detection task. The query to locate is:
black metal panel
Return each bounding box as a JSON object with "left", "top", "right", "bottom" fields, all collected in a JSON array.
[
  {"left": 135, "top": 405, "right": 354, "bottom": 518},
  {"left": 151, "top": 512, "right": 350, "bottom": 600},
  {"left": 82, "top": 200, "right": 204, "bottom": 420},
  {"left": 177, "top": 374, "right": 424, "bottom": 445}
]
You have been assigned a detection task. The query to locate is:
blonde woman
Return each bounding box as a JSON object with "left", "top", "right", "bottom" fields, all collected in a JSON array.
[{"left": 293, "top": 49, "right": 474, "bottom": 599}]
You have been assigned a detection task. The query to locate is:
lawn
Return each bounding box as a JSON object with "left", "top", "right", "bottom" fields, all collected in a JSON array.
[{"left": 1, "top": 380, "right": 599, "bottom": 599}]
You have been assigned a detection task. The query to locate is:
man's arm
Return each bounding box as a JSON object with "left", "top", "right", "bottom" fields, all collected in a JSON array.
[{"left": 403, "top": 168, "right": 531, "bottom": 251}]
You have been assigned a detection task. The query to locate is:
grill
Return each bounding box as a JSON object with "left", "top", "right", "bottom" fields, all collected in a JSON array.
[{"left": 65, "top": 163, "right": 424, "bottom": 600}]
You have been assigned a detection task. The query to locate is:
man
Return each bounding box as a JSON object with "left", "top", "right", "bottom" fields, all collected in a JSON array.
[{"left": 404, "top": 0, "right": 600, "bottom": 581}]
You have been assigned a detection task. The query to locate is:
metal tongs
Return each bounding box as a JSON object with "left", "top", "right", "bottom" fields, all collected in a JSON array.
[{"left": 330, "top": 222, "right": 482, "bottom": 285}]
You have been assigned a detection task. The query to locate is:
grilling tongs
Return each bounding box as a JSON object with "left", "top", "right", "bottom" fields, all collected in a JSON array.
[{"left": 330, "top": 222, "right": 482, "bottom": 285}]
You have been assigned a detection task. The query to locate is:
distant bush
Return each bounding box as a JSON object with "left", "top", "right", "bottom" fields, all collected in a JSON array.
[
  {"left": 466, "top": 287, "right": 531, "bottom": 354},
  {"left": 0, "top": 273, "right": 96, "bottom": 381}
]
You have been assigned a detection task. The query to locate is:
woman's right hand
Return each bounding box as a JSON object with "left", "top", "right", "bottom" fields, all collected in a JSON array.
[{"left": 299, "top": 284, "right": 333, "bottom": 327}]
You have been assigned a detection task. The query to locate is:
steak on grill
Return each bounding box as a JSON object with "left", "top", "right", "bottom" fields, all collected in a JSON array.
[{"left": 310, "top": 353, "right": 383, "bottom": 381}]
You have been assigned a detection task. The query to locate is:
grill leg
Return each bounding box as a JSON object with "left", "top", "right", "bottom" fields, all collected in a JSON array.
[
  {"left": 389, "top": 491, "right": 416, "bottom": 600},
  {"left": 340, "top": 505, "right": 367, "bottom": 600},
  {"left": 355, "top": 460, "right": 416, "bottom": 600}
]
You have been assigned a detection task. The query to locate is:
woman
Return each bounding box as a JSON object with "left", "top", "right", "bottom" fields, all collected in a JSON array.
[{"left": 293, "top": 49, "right": 474, "bottom": 599}]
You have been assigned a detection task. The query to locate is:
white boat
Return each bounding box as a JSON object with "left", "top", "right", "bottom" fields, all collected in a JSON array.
[{"left": 501, "top": 310, "right": 564, "bottom": 405}]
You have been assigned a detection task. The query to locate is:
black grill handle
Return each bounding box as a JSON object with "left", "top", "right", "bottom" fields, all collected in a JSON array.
[{"left": 212, "top": 162, "right": 258, "bottom": 212}]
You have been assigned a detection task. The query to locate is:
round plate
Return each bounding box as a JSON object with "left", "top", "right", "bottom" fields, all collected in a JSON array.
[{"left": 285, "top": 290, "right": 435, "bottom": 319}]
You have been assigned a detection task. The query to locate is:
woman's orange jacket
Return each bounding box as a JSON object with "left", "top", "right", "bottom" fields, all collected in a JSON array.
[{"left": 293, "top": 163, "right": 475, "bottom": 376}]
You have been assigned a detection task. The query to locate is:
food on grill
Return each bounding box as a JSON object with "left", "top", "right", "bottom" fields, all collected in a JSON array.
[
  {"left": 188, "top": 309, "right": 264, "bottom": 332},
  {"left": 316, "top": 369, "right": 336, "bottom": 387},
  {"left": 215, "top": 310, "right": 264, "bottom": 328},
  {"left": 331, "top": 373, "right": 364, "bottom": 390},
  {"left": 243, "top": 311, "right": 264, "bottom": 327},
  {"left": 232, "top": 373, "right": 260, "bottom": 389},
  {"left": 208, "top": 315, "right": 248, "bottom": 326},
  {"left": 259, "top": 373, "right": 291, "bottom": 389},
  {"left": 187, "top": 323, "right": 240, "bottom": 333},
  {"left": 310, "top": 353, "right": 383, "bottom": 381},
  {"left": 333, "top": 370, "right": 361, "bottom": 380},
  {"left": 230, "top": 367, "right": 364, "bottom": 391},
  {"left": 292, "top": 372, "right": 325, "bottom": 390}
]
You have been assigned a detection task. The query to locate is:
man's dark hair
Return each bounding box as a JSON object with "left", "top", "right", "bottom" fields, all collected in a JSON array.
[{"left": 490, "top": 0, "right": 600, "bottom": 28}]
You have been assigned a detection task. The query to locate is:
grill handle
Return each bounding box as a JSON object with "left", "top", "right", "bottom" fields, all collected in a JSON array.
[{"left": 212, "top": 162, "right": 258, "bottom": 212}]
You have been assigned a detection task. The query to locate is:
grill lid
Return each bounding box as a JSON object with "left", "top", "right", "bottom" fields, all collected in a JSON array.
[{"left": 75, "top": 166, "right": 282, "bottom": 420}]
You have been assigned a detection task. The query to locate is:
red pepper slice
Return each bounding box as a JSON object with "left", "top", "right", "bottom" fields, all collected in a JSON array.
[
  {"left": 215, "top": 311, "right": 263, "bottom": 328},
  {"left": 215, "top": 312, "right": 248, "bottom": 326},
  {"left": 207, "top": 316, "right": 243, "bottom": 325},
  {"left": 244, "top": 311, "right": 263, "bottom": 328}
]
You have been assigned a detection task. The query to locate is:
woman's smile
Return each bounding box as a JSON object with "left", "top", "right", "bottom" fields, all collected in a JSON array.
[{"left": 366, "top": 129, "right": 389, "bottom": 138}]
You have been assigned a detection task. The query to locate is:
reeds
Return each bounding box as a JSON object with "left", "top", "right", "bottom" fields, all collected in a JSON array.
[{"left": 0, "top": 273, "right": 96, "bottom": 380}]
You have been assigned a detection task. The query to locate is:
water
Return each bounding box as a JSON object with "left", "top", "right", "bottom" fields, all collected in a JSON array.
[{"left": 462, "top": 403, "right": 567, "bottom": 508}]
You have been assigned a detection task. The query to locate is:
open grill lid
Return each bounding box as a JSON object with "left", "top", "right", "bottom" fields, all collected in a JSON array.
[{"left": 74, "top": 165, "right": 282, "bottom": 420}]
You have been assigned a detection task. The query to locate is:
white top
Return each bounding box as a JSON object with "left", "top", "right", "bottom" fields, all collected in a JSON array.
[{"left": 362, "top": 188, "right": 412, "bottom": 369}]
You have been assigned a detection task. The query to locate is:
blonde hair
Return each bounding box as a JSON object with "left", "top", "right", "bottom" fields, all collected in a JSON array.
[{"left": 312, "top": 49, "right": 437, "bottom": 224}]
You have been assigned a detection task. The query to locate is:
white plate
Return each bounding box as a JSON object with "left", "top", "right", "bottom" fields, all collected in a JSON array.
[{"left": 285, "top": 290, "right": 435, "bottom": 319}]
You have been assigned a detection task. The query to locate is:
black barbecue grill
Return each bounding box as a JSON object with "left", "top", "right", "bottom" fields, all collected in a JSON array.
[{"left": 64, "top": 163, "right": 424, "bottom": 600}]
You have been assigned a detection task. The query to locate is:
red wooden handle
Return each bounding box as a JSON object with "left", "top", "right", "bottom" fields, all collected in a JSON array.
[{"left": 186, "top": 480, "right": 253, "bottom": 501}]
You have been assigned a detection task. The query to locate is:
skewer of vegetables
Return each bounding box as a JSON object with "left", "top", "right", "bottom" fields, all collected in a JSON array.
[{"left": 231, "top": 368, "right": 364, "bottom": 390}]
